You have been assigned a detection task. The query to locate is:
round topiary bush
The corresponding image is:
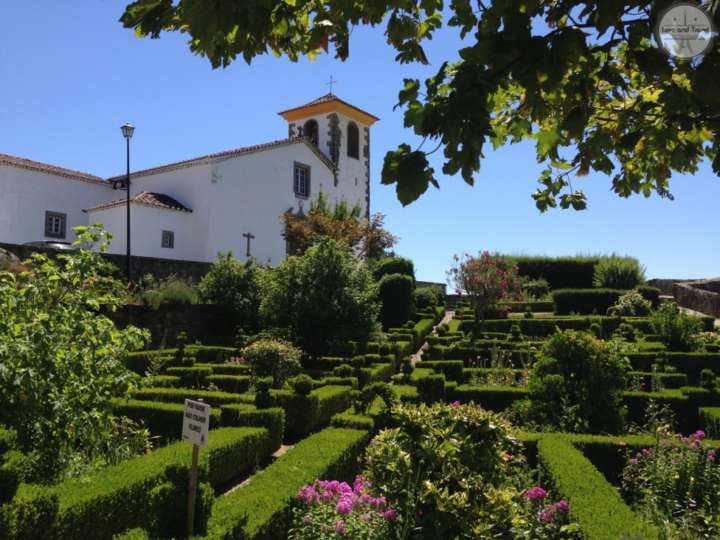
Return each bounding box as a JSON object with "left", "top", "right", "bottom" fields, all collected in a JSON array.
[
  {"left": 242, "top": 338, "right": 302, "bottom": 388},
  {"left": 527, "top": 330, "right": 627, "bottom": 433},
  {"left": 291, "top": 374, "right": 314, "bottom": 395}
]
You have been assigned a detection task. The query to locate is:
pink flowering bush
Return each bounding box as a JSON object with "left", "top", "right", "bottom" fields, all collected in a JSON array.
[
  {"left": 289, "top": 476, "right": 395, "bottom": 539},
  {"left": 621, "top": 429, "right": 720, "bottom": 537},
  {"left": 518, "top": 486, "right": 580, "bottom": 538},
  {"left": 447, "top": 252, "right": 522, "bottom": 331}
]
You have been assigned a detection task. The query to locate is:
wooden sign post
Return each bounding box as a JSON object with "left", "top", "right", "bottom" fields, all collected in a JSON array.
[{"left": 182, "top": 398, "right": 210, "bottom": 536}]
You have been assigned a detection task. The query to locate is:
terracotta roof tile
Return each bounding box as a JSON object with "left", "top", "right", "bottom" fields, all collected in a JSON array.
[
  {"left": 277, "top": 93, "right": 380, "bottom": 121},
  {"left": 0, "top": 153, "right": 107, "bottom": 185},
  {"left": 106, "top": 137, "right": 336, "bottom": 182},
  {"left": 84, "top": 191, "right": 192, "bottom": 213}
]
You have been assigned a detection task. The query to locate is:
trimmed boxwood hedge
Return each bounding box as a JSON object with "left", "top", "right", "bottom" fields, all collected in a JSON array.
[
  {"left": 626, "top": 371, "right": 688, "bottom": 389},
  {"left": 165, "top": 366, "right": 212, "bottom": 388},
  {"left": 460, "top": 316, "right": 654, "bottom": 337},
  {"left": 142, "top": 375, "right": 181, "bottom": 388},
  {"left": 625, "top": 352, "right": 720, "bottom": 382},
  {"left": 211, "top": 363, "right": 252, "bottom": 375},
  {"left": 552, "top": 289, "right": 625, "bottom": 315},
  {"left": 8, "top": 427, "right": 271, "bottom": 540},
  {"left": 220, "top": 404, "right": 285, "bottom": 451},
  {"left": 331, "top": 412, "right": 374, "bottom": 431},
  {"left": 449, "top": 385, "right": 528, "bottom": 411},
  {"left": 356, "top": 363, "right": 394, "bottom": 388},
  {"left": 416, "top": 360, "right": 464, "bottom": 382},
  {"left": 537, "top": 435, "right": 658, "bottom": 539},
  {"left": 112, "top": 398, "right": 222, "bottom": 442},
  {"left": 205, "top": 428, "right": 369, "bottom": 540},
  {"left": 206, "top": 375, "right": 252, "bottom": 394},
  {"left": 131, "top": 387, "right": 247, "bottom": 407},
  {"left": 274, "top": 386, "right": 354, "bottom": 439},
  {"left": 511, "top": 256, "right": 600, "bottom": 289},
  {"left": 700, "top": 407, "right": 720, "bottom": 438}
]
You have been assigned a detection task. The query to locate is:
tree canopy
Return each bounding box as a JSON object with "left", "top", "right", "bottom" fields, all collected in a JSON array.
[
  {"left": 121, "top": 1, "right": 720, "bottom": 210},
  {"left": 283, "top": 193, "right": 397, "bottom": 258}
]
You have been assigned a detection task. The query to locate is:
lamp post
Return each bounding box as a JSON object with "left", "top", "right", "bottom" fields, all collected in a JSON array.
[{"left": 120, "top": 123, "right": 135, "bottom": 281}]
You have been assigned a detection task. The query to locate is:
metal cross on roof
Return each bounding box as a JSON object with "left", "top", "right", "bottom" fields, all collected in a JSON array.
[{"left": 326, "top": 75, "right": 337, "bottom": 94}]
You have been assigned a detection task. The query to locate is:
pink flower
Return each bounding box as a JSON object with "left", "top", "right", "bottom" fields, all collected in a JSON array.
[
  {"left": 451, "top": 400, "right": 461, "bottom": 408},
  {"left": 335, "top": 520, "right": 345, "bottom": 535},
  {"left": 336, "top": 496, "right": 353, "bottom": 515},
  {"left": 382, "top": 507, "right": 397, "bottom": 521},
  {"left": 553, "top": 500, "right": 570, "bottom": 514},
  {"left": 538, "top": 509, "right": 555, "bottom": 523},
  {"left": 708, "top": 450, "right": 716, "bottom": 462},
  {"left": 693, "top": 430, "right": 706, "bottom": 440},
  {"left": 302, "top": 515, "right": 311, "bottom": 525},
  {"left": 524, "top": 487, "right": 547, "bottom": 501},
  {"left": 298, "top": 485, "right": 317, "bottom": 504}
]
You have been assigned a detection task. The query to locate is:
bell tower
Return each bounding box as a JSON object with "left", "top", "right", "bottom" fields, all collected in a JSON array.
[{"left": 278, "top": 94, "right": 379, "bottom": 218}]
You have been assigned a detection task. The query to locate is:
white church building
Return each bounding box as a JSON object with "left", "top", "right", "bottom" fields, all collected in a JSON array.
[{"left": 0, "top": 94, "right": 378, "bottom": 264}]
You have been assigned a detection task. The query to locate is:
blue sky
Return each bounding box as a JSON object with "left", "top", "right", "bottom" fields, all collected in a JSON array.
[{"left": 1, "top": 2, "right": 718, "bottom": 282}]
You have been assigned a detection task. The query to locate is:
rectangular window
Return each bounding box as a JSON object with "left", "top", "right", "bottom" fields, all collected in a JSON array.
[
  {"left": 293, "top": 163, "right": 310, "bottom": 198},
  {"left": 44, "top": 211, "right": 66, "bottom": 239},
  {"left": 161, "top": 230, "right": 174, "bottom": 249}
]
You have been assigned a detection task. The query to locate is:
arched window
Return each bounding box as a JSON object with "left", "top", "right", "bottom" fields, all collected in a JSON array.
[
  {"left": 347, "top": 122, "right": 359, "bottom": 159},
  {"left": 303, "top": 119, "right": 319, "bottom": 147}
]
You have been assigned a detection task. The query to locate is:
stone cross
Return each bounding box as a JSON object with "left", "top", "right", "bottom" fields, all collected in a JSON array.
[{"left": 242, "top": 232, "right": 255, "bottom": 257}]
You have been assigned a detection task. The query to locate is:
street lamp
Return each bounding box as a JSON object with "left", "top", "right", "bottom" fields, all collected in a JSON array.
[{"left": 117, "top": 123, "right": 135, "bottom": 281}]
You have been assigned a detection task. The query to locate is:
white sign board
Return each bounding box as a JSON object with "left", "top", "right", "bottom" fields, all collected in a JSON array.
[{"left": 182, "top": 399, "right": 211, "bottom": 447}]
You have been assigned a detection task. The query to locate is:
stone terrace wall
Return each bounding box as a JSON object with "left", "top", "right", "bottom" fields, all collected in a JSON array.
[
  {"left": 673, "top": 279, "right": 720, "bottom": 318},
  {"left": 107, "top": 303, "right": 235, "bottom": 348},
  {"left": 0, "top": 242, "right": 212, "bottom": 282}
]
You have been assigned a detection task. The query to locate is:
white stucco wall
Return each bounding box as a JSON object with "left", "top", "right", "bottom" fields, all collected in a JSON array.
[
  {"left": 87, "top": 203, "right": 200, "bottom": 261},
  {"left": 207, "top": 142, "right": 337, "bottom": 265},
  {"left": 0, "top": 164, "right": 112, "bottom": 244}
]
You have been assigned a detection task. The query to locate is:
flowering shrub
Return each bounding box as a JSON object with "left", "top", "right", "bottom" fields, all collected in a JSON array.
[
  {"left": 447, "top": 252, "right": 522, "bottom": 328},
  {"left": 607, "top": 290, "right": 652, "bottom": 316},
  {"left": 621, "top": 430, "right": 720, "bottom": 537},
  {"left": 518, "top": 487, "right": 580, "bottom": 538},
  {"left": 650, "top": 301, "right": 703, "bottom": 352},
  {"left": 289, "top": 476, "right": 394, "bottom": 539}
]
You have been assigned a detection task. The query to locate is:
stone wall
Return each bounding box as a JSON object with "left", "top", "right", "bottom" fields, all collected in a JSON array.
[
  {"left": 647, "top": 278, "right": 699, "bottom": 296},
  {"left": 416, "top": 281, "right": 447, "bottom": 295},
  {"left": 107, "top": 303, "right": 235, "bottom": 348},
  {"left": 673, "top": 279, "right": 720, "bottom": 318},
  {"left": 0, "top": 242, "right": 212, "bottom": 282}
]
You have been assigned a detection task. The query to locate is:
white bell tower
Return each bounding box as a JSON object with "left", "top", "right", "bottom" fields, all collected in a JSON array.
[{"left": 278, "top": 93, "right": 379, "bottom": 218}]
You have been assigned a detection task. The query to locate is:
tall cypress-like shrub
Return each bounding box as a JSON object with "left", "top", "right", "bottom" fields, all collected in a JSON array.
[{"left": 378, "top": 273, "right": 414, "bottom": 328}]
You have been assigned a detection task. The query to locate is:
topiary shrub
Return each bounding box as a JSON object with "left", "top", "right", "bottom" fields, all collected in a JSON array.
[
  {"left": 615, "top": 322, "right": 638, "bottom": 342},
  {"left": 527, "top": 330, "right": 627, "bottom": 433},
  {"left": 650, "top": 301, "right": 703, "bottom": 352},
  {"left": 607, "top": 290, "right": 652, "bottom": 317},
  {"left": 378, "top": 273, "right": 414, "bottom": 328},
  {"left": 291, "top": 374, "right": 314, "bottom": 396},
  {"left": 243, "top": 338, "right": 302, "bottom": 388},
  {"left": 414, "top": 287, "right": 438, "bottom": 309},
  {"left": 593, "top": 256, "right": 646, "bottom": 289},
  {"left": 372, "top": 256, "right": 415, "bottom": 282},
  {"left": 254, "top": 378, "right": 274, "bottom": 409},
  {"left": 333, "top": 364, "right": 354, "bottom": 378}
]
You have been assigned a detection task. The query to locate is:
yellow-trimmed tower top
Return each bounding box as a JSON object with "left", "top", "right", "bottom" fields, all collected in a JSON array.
[{"left": 278, "top": 93, "right": 379, "bottom": 126}]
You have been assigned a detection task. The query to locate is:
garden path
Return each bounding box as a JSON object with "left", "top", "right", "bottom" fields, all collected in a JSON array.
[
  {"left": 411, "top": 310, "right": 455, "bottom": 366},
  {"left": 219, "top": 444, "right": 294, "bottom": 496}
]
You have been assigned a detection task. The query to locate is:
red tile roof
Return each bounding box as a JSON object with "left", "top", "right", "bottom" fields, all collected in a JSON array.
[
  {"left": 84, "top": 191, "right": 192, "bottom": 213},
  {"left": 106, "top": 137, "right": 336, "bottom": 182},
  {"left": 278, "top": 93, "right": 380, "bottom": 121},
  {"left": 0, "top": 153, "right": 107, "bottom": 185}
]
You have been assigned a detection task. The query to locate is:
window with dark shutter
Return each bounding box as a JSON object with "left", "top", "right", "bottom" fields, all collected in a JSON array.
[
  {"left": 161, "top": 230, "right": 174, "bottom": 249},
  {"left": 45, "top": 211, "right": 66, "bottom": 239},
  {"left": 293, "top": 163, "right": 310, "bottom": 197},
  {"left": 347, "top": 122, "right": 359, "bottom": 159}
]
